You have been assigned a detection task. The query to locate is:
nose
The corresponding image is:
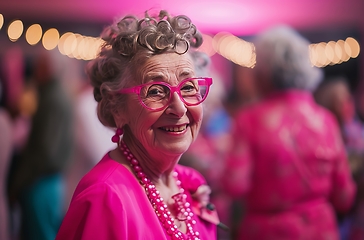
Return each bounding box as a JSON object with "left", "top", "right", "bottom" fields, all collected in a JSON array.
[{"left": 165, "top": 92, "right": 187, "bottom": 117}]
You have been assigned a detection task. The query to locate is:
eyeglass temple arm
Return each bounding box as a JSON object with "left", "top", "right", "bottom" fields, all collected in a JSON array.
[
  {"left": 119, "top": 87, "right": 141, "bottom": 94},
  {"left": 198, "top": 78, "right": 213, "bottom": 86}
]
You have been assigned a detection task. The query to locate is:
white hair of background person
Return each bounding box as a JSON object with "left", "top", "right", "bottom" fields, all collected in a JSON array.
[{"left": 253, "top": 25, "right": 323, "bottom": 92}]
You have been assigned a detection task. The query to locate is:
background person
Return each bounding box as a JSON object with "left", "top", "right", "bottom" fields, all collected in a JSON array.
[
  {"left": 7, "top": 50, "right": 75, "bottom": 240},
  {"left": 314, "top": 77, "right": 364, "bottom": 239},
  {"left": 0, "top": 74, "right": 13, "bottom": 240},
  {"left": 223, "top": 25, "right": 356, "bottom": 240}
]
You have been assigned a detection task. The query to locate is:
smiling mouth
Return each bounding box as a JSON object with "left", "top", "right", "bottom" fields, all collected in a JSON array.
[{"left": 160, "top": 125, "right": 188, "bottom": 132}]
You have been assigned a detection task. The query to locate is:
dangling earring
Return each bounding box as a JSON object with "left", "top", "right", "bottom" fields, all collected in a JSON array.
[{"left": 111, "top": 127, "right": 123, "bottom": 145}]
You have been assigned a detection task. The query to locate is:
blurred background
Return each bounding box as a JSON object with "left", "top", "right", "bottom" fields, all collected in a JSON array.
[
  {"left": 1, "top": 0, "right": 362, "bottom": 113},
  {"left": 0, "top": 0, "right": 363, "bottom": 240}
]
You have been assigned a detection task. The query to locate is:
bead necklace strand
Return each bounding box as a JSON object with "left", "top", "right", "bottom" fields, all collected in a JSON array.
[{"left": 119, "top": 141, "right": 200, "bottom": 240}]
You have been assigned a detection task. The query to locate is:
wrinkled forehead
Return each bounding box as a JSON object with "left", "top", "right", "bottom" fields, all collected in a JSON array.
[{"left": 137, "top": 52, "right": 196, "bottom": 84}]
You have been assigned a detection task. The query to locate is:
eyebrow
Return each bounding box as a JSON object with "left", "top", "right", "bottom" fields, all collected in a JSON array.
[
  {"left": 144, "top": 71, "right": 194, "bottom": 83},
  {"left": 180, "top": 71, "right": 194, "bottom": 77},
  {"left": 143, "top": 73, "right": 166, "bottom": 84}
]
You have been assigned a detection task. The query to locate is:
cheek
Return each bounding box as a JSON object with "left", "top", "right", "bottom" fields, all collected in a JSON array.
[
  {"left": 129, "top": 110, "right": 159, "bottom": 131},
  {"left": 127, "top": 112, "right": 158, "bottom": 144},
  {"left": 189, "top": 105, "right": 204, "bottom": 129},
  {"left": 125, "top": 101, "right": 153, "bottom": 131}
]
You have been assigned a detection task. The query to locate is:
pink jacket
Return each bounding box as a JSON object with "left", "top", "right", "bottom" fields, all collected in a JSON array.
[
  {"left": 224, "top": 90, "right": 356, "bottom": 240},
  {"left": 56, "top": 153, "right": 216, "bottom": 240}
]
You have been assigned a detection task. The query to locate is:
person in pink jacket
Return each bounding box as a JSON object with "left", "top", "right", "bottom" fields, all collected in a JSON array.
[
  {"left": 223, "top": 25, "right": 356, "bottom": 240},
  {"left": 56, "top": 10, "right": 217, "bottom": 240}
]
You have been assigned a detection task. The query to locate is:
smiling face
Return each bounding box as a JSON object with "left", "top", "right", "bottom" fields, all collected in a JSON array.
[{"left": 121, "top": 52, "right": 204, "bottom": 159}]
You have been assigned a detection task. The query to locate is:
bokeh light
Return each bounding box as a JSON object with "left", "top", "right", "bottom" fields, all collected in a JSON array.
[
  {"left": 0, "top": 14, "right": 4, "bottom": 30},
  {"left": 25, "top": 24, "right": 43, "bottom": 45},
  {"left": 8, "top": 20, "right": 24, "bottom": 42},
  {"left": 42, "top": 28, "right": 60, "bottom": 50},
  {"left": 198, "top": 34, "right": 216, "bottom": 57},
  {"left": 309, "top": 38, "right": 360, "bottom": 67},
  {"left": 212, "top": 32, "right": 256, "bottom": 68},
  {"left": 346, "top": 37, "right": 360, "bottom": 58}
]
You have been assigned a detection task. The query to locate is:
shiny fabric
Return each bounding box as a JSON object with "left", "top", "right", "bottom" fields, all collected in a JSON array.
[
  {"left": 56, "top": 153, "right": 216, "bottom": 240},
  {"left": 224, "top": 90, "right": 356, "bottom": 240}
]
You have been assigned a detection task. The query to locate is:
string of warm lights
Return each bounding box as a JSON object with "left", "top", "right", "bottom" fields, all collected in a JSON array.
[
  {"left": 199, "top": 32, "right": 361, "bottom": 68},
  {"left": 309, "top": 38, "right": 360, "bottom": 67},
  {"left": 0, "top": 13, "right": 103, "bottom": 61},
  {"left": 0, "top": 13, "right": 361, "bottom": 67}
]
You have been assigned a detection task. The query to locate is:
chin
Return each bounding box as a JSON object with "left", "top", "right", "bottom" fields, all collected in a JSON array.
[{"left": 159, "top": 140, "right": 192, "bottom": 156}]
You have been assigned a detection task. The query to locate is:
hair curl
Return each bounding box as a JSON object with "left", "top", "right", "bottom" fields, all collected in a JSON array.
[{"left": 86, "top": 10, "right": 205, "bottom": 128}]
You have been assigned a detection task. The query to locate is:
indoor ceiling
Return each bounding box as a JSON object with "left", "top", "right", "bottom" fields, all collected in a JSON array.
[{"left": 1, "top": 0, "right": 363, "bottom": 36}]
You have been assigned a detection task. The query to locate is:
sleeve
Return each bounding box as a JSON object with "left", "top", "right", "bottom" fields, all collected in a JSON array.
[
  {"left": 222, "top": 113, "right": 253, "bottom": 199},
  {"left": 56, "top": 183, "right": 128, "bottom": 240},
  {"left": 329, "top": 127, "right": 357, "bottom": 213}
]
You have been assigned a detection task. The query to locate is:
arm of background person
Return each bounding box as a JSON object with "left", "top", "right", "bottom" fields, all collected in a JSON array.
[
  {"left": 329, "top": 120, "right": 357, "bottom": 213},
  {"left": 221, "top": 113, "right": 253, "bottom": 199}
]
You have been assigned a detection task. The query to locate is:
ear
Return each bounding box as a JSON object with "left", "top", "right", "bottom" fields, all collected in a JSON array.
[{"left": 113, "top": 111, "right": 128, "bottom": 128}]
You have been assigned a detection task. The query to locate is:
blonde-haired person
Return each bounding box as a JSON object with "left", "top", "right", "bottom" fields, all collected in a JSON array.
[
  {"left": 56, "top": 10, "right": 217, "bottom": 240},
  {"left": 223, "top": 25, "right": 356, "bottom": 240}
]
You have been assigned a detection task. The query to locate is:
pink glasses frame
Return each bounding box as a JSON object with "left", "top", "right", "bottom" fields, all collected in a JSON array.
[{"left": 119, "top": 77, "right": 213, "bottom": 111}]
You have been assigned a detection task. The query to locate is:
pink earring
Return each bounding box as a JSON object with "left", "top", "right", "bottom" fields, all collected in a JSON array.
[{"left": 111, "top": 127, "right": 123, "bottom": 144}]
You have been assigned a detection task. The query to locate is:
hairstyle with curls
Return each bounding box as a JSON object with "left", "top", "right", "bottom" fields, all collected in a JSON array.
[
  {"left": 253, "top": 25, "right": 323, "bottom": 92},
  {"left": 86, "top": 10, "right": 206, "bottom": 128}
]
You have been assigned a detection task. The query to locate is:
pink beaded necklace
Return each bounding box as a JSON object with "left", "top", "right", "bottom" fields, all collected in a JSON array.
[{"left": 119, "top": 141, "right": 200, "bottom": 240}]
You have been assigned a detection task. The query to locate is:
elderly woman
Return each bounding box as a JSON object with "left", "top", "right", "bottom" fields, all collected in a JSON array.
[
  {"left": 56, "top": 10, "right": 216, "bottom": 240},
  {"left": 223, "top": 25, "right": 356, "bottom": 240}
]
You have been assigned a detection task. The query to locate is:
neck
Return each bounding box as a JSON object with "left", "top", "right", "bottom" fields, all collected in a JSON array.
[
  {"left": 121, "top": 135, "right": 179, "bottom": 185},
  {"left": 114, "top": 139, "right": 181, "bottom": 206},
  {"left": 111, "top": 145, "right": 179, "bottom": 200},
  {"left": 118, "top": 140, "right": 199, "bottom": 239}
]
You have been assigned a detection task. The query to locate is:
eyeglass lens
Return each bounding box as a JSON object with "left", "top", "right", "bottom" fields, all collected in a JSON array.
[{"left": 141, "top": 79, "right": 207, "bottom": 109}]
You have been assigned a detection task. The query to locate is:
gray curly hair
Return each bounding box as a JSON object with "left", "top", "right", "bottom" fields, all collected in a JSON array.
[
  {"left": 253, "top": 25, "right": 323, "bottom": 92},
  {"left": 86, "top": 10, "right": 207, "bottom": 128}
]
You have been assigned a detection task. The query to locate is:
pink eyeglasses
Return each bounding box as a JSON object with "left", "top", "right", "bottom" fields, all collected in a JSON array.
[{"left": 119, "top": 77, "right": 213, "bottom": 111}]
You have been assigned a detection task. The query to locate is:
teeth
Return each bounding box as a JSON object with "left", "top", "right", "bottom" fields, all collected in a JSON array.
[{"left": 162, "top": 125, "right": 187, "bottom": 132}]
